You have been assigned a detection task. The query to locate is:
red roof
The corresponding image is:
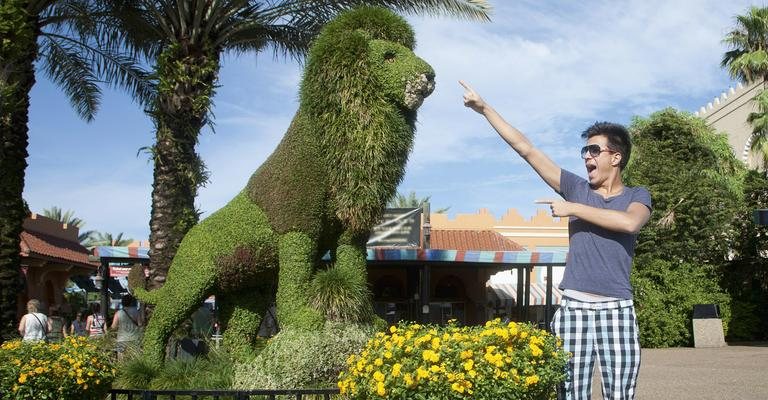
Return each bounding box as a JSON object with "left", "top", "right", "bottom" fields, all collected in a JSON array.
[
  {"left": 431, "top": 230, "right": 524, "bottom": 251},
  {"left": 20, "top": 230, "right": 97, "bottom": 269}
]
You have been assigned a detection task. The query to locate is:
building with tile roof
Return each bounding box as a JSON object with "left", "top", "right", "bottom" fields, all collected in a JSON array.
[{"left": 17, "top": 214, "right": 97, "bottom": 318}]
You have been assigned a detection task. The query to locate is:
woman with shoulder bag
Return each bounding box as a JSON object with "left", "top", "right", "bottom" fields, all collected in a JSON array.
[
  {"left": 18, "top": 299, "right": 48, "bottom": 342},
  {"left": 111, "top": 294, "right": 143, "bottom": 359}
]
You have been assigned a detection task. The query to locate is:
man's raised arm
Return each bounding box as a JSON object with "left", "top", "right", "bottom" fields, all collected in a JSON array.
[{"left": 460, "top": 80, "right": 561, "bottom": 192}]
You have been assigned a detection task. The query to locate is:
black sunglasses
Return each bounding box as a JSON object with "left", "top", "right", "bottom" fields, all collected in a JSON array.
[{"left": 580, "top": 144, "right": 617, "bottom": 159}]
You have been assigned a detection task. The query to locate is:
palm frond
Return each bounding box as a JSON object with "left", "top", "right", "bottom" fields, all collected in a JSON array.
[{"left": 38, "top": 36, "right": 101, "bottom": 121}]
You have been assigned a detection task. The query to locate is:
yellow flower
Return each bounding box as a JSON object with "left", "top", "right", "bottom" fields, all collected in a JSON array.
[
  {"left": 384, "top": 351, "right": 392, "bottom": 359},
  {"left": 529, "top": 343, "right": 543, "bottom": 357},
  {"left": 392, "top": 363, "right": 402, "bottom": 377},
  {"left": 374, "top": 358, "right": 383, "bottom": 366},
  {"left": 376, "top": 381, "right": 386, "bottom": 396},
  {"left": 373, "top": 370, "right": 385, "bottom": 382},
  {"left": 18, "top": 373, "right": 27, "bottom": 384},
  {"left": 525, "top": 375, "right": 540, "bottom": 386},
  {"left": 422, "top": 349, "right": 440, "bottom": 363},
  {"left": 404, "top": 373, "right": 414, "bottom": 387},
  {"left": 389, "top": 325, "right": 398, "bottom": 333},
  {"left": 463, "top": 359, "right": 474, "bottom": 371},
  {"left": 451, "top": 382, "right": 465, "bottom": 393}
]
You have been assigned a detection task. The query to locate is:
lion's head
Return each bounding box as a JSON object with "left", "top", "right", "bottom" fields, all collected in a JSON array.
[
  {"left": 299, "top": 6, "right": 436, "bottom": 233},
  {"left": 301, "top": 6, "right": 435, "bottom": 119}
]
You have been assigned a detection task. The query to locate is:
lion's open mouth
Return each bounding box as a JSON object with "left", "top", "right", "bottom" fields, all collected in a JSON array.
[{"left": 404, "top": 73, "right": 436, "bottom": 110}]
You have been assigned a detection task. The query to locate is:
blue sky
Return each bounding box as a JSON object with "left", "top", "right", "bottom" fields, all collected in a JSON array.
[{"left": 23, "top": 0, "right": 755, "bottom": 241}]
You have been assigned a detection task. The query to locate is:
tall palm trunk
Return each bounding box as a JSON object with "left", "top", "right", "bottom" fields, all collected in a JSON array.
[
  {"left": 147, "top": 43, "right": 218, "bottom": 290},
  {"left": 0, "top": 1, "right": 39, "bottom": 340}
]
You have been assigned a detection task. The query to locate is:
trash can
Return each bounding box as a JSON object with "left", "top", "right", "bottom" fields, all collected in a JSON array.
[{"left": 692, "top": 304, "right": 725, "bottom": 348}]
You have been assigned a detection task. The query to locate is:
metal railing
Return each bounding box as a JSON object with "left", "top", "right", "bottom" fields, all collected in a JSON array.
[{"left": 108, "top": 388, "right": 340, "bottom": 400}]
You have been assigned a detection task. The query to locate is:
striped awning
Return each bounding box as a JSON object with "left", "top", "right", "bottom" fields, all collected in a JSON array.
[
  {"left": 366, "top": 249, "right": 567, "bottom": 265},
  {"left": 90, "top": 246, "right": 568, "bottom": 267},
  {"left": 92, "top": 246, "right": 149, "bottom": 260}
]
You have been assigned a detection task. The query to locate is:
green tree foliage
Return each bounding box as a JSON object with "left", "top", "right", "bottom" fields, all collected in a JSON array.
[
  {"left": 721, "top": 6, "right": 768, "bottom": 83},
  {"left": 721, "top": 171, "right": 768, "bottom": 340},
  {"left": 625, "top": 109, "right": 743, "bottom": 347},
  {"left": 631, "top": 257, "right": 730, "bottom": 348},
  {"left": 0, "top": 0, "right": 151, "bottom": 341},
  {"left": 625, "top": 108, "right": 745, "bottom": 264}
]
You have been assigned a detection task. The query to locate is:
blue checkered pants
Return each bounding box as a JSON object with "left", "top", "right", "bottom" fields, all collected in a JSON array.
[{"left": 550, "top": 297, "right": 641, "bottom": 400}]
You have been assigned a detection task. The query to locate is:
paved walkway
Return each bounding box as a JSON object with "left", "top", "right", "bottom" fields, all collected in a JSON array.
[{"left": 590, "top": 344, "right": 768, "bottom": 399}]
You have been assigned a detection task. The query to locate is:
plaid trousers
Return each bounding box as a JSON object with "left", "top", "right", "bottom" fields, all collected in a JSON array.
[{"left": 550, "top": 297, "right": 641, "bottom": 400}]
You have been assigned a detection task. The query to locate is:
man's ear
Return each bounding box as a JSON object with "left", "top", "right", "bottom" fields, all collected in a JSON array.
[{"left": 611, "top": 152, "right": 622, "bottom": 167}]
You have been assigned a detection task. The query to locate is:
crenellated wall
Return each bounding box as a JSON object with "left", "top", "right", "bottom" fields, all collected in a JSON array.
[
  {"left": 431, "top": 208, "right": 568, "bottom": 251},
  {"left": 694, "top": 80, "right": 766, "bottom": 169}
]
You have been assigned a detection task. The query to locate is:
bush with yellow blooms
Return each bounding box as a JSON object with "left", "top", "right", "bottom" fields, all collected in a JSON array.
[
  {"left": 337, "top": 319, "right": 569, "bottom": 400},
  {"left": 0, "top": 336, "right": 116, "bottom": 399}
]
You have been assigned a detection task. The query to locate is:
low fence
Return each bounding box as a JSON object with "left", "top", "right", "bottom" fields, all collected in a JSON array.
[{"left": 108, "top": 388, "right": 340, "bottom": 400}]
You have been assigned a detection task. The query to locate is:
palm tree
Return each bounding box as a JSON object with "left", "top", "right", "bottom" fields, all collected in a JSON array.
[
  {"left": 41, "top": 206, "right": 95, "bottom": 245},
  {"left": 388, "top": 191, "right": 450, "bottom": 213},
  {"left": 86, "top": 232, "right": 134, "bottom": 248},
  {"left": 0, "top": 0, "right": 152, "bottom": 340},
  {"left": 722, "top": 6, "right": 768, "bottom": 83},
  {"left": 722, "top": 6, "right": 768, "bottom": 167},
  {"left": 114, "top": 0, "right": 491, "bottom": 291}
]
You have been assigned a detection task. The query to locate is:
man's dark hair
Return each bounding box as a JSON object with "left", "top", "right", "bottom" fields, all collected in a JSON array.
[
  {"left": 121, "top": 293, "right": 136, "bottom": 307},
  {"left": 581, "top": 121, "right": 631, "bottom": 169}
]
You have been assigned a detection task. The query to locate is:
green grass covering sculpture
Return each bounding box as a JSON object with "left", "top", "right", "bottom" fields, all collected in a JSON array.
[{"left": 130, "top": 6, "right": 435, "bottom": 365}]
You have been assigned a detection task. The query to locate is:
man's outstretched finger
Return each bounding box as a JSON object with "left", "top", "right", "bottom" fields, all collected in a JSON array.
[{"left": 458, "top": 80, "right": 474, "bottom": 92}]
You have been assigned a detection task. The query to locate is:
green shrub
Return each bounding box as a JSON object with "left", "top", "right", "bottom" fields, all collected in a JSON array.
[
  {"left": 232, "top": 321, "right": 375, "bottom": 389},
  {"left": 338, "top": 319, "right": 568, "bottom": 399},
  {"left": 632, "top": 257, "right": 731, "bottom": 347},
  {"left": 309, "top": 266, "right": 372, "bottom": 322},
  {"left": 0, "top": 337, "right": 116, "bottom": 399},
  {"left": 114, "top": 342, "right": 235, "bottom": 390}
]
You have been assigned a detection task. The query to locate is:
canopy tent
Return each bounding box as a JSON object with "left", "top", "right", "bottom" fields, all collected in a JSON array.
[{"left": 366, "top": 248, "right": 566, "bottom": 265}]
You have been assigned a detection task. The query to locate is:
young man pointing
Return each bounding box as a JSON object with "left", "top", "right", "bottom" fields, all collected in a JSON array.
[{"left": 460, "top": 80, "right": 651, "bottom": 400}]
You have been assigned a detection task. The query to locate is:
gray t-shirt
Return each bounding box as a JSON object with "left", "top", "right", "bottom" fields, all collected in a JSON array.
[{"left": 558, "top": 169, "right": 652, "bottom": 299}]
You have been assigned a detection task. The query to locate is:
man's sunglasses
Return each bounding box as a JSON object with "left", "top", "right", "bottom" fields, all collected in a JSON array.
[{"left": 580, "top": 144, "right": 617, "bottom": 159}]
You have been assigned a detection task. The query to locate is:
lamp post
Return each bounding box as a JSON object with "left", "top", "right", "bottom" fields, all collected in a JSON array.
[{"left": 94, "top": 260, "right": 109, "bottom": 315}]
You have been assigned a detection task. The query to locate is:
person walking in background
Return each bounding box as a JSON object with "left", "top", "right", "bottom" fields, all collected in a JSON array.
[
  {"left": 86, "top": 302, "right": 106, "bottom": 338},
  {"left": 70, "top": 310, "right": 87, "bottom": 336},
  {"left": 18, "top": 299, "right": 48, "bottom": 342},
  {"left": 111, "top": 293, "right": 143, "bottom": 359},
  {"left": 461, "top": 81, "right": 651, "bottom": 400},
  {"left": 46, "top": 304, "right": 67, "bottom": 342}
]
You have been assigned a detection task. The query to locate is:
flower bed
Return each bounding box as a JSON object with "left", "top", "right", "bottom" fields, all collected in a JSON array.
[
  {"left": 338, "top": 319, "right": 569, "bottom": 400},
  {"left": 0, "top": 336, "right": 116, "bottom": 399}
]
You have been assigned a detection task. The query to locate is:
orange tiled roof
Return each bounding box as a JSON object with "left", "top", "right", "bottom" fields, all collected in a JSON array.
[
  {"left": 20, "top": 230, "right": 97, "bottom": 269},
  {"left": 431, "top": 230, "right": 524, "bottom": 251}
]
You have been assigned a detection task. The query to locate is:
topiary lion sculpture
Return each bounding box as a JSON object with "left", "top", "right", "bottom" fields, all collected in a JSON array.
[{"left": 130, "top": 6, "right": 435, "bottom": 365}]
